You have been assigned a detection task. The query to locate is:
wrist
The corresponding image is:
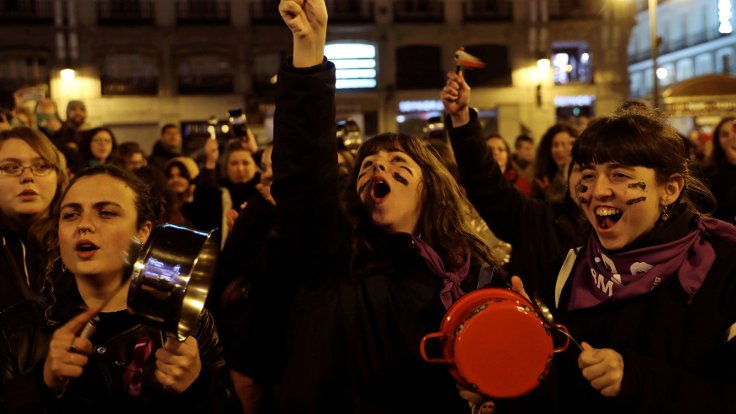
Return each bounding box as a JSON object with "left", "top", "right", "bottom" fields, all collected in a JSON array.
[
  {"left": 450, "top": 109, "right": 470, "bottom": 128},
  {"left": 293, "top": 34, "right": 325, "bottom": 68}
]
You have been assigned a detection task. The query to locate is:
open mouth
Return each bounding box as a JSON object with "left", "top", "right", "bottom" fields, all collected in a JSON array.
[
  {"left": 595, "top": 206, "right": 623, "bottom": 230},
  {"left": 76, "top": 241, "right": 100, "bottom": 253},
  {"left": 19, "top": 189, "right": 38, "bottom": 196},
  {"left": 370, "top": 179, "right": 391, "bottom": 203}
]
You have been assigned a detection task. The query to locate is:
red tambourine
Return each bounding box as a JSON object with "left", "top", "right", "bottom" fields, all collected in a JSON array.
[{"left": 419, "top": 288, "right": 570, "bottom": 398}]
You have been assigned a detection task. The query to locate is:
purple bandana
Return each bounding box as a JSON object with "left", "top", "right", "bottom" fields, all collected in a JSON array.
[
  {"left": 123, "top": 337, "right": 154, "bottom": 396},
  {"left": 569, "top": 218, "right": 736, "bottom": 310},
  {"left": 410, "top": 235, "right": 471, "bottom": 309}
]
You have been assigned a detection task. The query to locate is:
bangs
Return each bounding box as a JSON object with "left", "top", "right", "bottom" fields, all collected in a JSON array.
[
  {"left": 356, "top": 133, "right": 409, "bottom": 160},
  {"left": 573, "top": 114, "right": 682, "bottom": 170}
]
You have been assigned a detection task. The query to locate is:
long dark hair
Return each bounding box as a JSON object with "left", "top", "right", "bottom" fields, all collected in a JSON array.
[
  {"left": 350, "top": 133, "right": 495, "bottom": 270},
  {"left": 573, "top": 106, "right": 715, "bottom": 215},
  {"left": 710, "top": 116, "right": 735, "bottom": 166},
  {"left": 534, "top": 123, "right": 578, "bottom": 183}
]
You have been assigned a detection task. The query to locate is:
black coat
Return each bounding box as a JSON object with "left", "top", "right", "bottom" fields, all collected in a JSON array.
[
  {"left": 0, "top": 278, "right": 242, "bottom": 413},
  {"left": 0, "top": 228, "right": 49, "bottom": 313}
]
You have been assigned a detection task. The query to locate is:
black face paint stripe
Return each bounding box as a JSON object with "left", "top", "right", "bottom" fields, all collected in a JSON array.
[
  {"left": 578, "top": 197, "right": 590, "bottom": 205},
  {"left": 393, "top": 172, "right": 408, "bottom": 186},
  {"left": 357, "top": 181, "right": 368, "bottom": 195},
  {"left": 628, "top": 182, "right": 646, "bottom": 190},
  {"left": 575, "top": 183, "right": 588, "bottom": 195},
  {"left": 626, "top": 196, "right": 647, "bottom": 205}
]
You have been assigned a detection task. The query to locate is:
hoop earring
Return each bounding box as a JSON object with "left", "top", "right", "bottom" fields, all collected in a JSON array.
[{"left": 661, "top": 204, "right": 670, "bottom": 221}]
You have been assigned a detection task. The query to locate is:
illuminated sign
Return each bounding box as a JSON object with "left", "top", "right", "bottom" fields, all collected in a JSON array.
[
  {"left": 398, "top": 100, "right": 444, "bottom": 113},
  {"left": 553, "top": 95, "right": 595, "bottom": 107},
  {"left": 719, "top": 0, "right": 733, "bottom": 34},
  {"left": 325, "top": 43, "right": 377, "bottom": 89}
]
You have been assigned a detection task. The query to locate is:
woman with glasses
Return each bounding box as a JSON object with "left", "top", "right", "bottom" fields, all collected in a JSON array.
[
  {"left": 80, "top": 127, "right": 118, "bottom": 167},
  {"left": 0, "top": 126, "right": 68, "bottom": 312}
]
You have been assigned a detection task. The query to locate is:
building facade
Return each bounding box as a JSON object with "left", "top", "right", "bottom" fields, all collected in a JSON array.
[
  {"left": 628, "top": 0, "right": 736, "bottom": 129},
  {"left": 0, "top": 0, "right": 634, "bottom": 150}
]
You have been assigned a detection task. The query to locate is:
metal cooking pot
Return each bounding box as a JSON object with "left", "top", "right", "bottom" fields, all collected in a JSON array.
[
  {"left": 127, "top": 224, "right": 220, "bottom": 342},
  {"left": 419, "top": 288, "right": 570, "bottom": 398}
]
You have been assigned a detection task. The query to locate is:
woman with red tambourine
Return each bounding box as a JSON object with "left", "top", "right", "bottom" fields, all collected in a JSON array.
[{"left": 443, "top": 70, "right": 736, "bottom": 413}]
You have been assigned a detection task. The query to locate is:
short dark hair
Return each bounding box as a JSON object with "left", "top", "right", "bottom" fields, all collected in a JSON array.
[
  {"left": 161, "top": 123, "right": 178, "bottom": 135},
  {"left": 514, "top": 134, "right": 533, "bottom": 149}
]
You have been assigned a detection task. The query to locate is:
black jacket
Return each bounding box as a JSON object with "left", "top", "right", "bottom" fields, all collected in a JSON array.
[
  {"left": 0, "top": 228, "right": 49, "bottom": 313},
  {"left": 0, "top": 278, "right": 242, "bottom": 414},
  {"left": 553, "top": 209, "right": 736, "bottom": 413}
]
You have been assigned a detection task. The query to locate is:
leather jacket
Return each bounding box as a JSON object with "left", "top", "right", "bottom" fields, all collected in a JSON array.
[{"left": 0, "top": 277, "right": 242, "bottom": 413}]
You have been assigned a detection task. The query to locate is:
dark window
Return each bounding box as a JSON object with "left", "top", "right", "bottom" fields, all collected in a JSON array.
[
  {"left": 396, "top": 45, "right": 443, "bottom": 90},
  {"left": 97, "top": 0, "right": 154, "bottom": 25},
  {"left": 178, "top": 54, "right": 234, "bottom": 94},
  {"left": 461, "top": 44, "right": 512, "bottom": 87},
  {"left": 101, "top": 53, "right": 158, "bottom": 95},
  {"left": 251, "top": 51, "right": 284, "bottom": 98},
  {"left": 0, "top": 55, "right": 49, "bottom": 92}
]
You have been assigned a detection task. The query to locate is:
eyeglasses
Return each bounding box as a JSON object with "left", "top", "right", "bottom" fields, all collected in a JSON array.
[{"left": 0, "top": 161, "right": 56, "bottom": 177}]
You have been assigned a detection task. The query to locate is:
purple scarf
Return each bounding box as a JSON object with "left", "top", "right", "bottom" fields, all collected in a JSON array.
[
  {"left": 569, "top": 218, "right": 736, "bottom": 310},
  {"left": 410, "top": 235, "right": 471, "bottom": 309}
]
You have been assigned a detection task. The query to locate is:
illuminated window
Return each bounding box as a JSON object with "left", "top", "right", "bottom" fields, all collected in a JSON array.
[
  {"left": 325, "top": 43, "right": 377, "bottom": 90},
  {"left": 551, "top": 41, "right": 592, "bottom": 85}
]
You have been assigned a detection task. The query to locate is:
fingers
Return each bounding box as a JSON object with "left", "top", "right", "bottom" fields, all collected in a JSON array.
[
  {"left": 456, "top": 385, "right": 486, "bottom": 406},
  {"left": 577, "top": 343, "right": 624, "bottom": 398},
  {"left": 577, "top": 342, "right": 602, "bottom": 368},
  {"left": 43, "top": 309, "right": 100, "bottom": 393},
  {"left": 155, "top": 336, "right": 201, "bottom": 393},
  {"left": 510, "top": 276, "right": 530, "bottom": 301}
]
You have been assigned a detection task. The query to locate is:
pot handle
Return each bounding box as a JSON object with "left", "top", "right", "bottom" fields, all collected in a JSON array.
[
  {"left": 552, "top": 324, "right": 571, "bottom": 353},
  {"left": 419, "top": 332, "right": 451, "bottom": 363}
]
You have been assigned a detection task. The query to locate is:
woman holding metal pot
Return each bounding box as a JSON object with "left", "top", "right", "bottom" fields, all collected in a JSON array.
[
  {"left": 229, "top": 2, "right": 507, "bottom": 413},
  {"left": 444, "top": 70, "right": 736, "bottom": 413},
  {"left": 0, "top": 165, "right": 240, "bottom": 413}
]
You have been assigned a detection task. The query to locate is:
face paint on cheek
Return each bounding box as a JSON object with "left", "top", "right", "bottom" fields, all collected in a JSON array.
[
  {"left": 575, "top": 183, "right": 590, "bottom": 205},
  {"left": 628, "top": 182, "right": 646, "bottom": 191},
  {"left": 626, "top": 196, "right": 647, "bottom": 205},
  {"left": 357, "top": 181, "right": 368, "bottom": 195},
  {"left": 392, "top": 172, "right": 408, "bottom": 186}
]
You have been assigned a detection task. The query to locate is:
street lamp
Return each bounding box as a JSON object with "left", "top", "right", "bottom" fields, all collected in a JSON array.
[{"left": 648, "top": 0, "right": 661, "bottom": 108}]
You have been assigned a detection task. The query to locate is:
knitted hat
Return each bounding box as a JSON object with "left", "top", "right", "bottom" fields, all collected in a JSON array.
[{"left": 166, "top": 156, "right": 200, "bottom": 180}]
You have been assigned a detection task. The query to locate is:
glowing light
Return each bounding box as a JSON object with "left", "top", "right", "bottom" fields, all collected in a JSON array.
[
  {"left": 396, "top": 115, "right": 406, "bottom": 123},
  {"left": 60, "top": 68, "right": 76, "bottom": 82},
  {"left": 656, "top": 67, "right": 668, "bottom": 79},
  {"left": 581, "top": 53, "right": 590, "bottom": 63},
  {"left": 325, "top": 42, "right": 378, "bottom": 90},
  {"left": 719, "top": 0, "right": 733, "bottom": 34}
]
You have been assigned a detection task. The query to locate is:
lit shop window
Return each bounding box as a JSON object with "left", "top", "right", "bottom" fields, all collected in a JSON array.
[{"left": 325, "top": 43, "right": 377, "bottom": 89}]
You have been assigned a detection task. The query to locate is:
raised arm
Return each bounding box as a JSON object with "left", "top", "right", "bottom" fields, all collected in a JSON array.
[{"left": 272, "top": 0, "right": 340, "bottom": 286}]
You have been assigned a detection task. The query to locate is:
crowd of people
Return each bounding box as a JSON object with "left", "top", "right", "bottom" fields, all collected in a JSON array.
[{"left": 1, "top": 1, "right": 736, "bottom": 413}]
